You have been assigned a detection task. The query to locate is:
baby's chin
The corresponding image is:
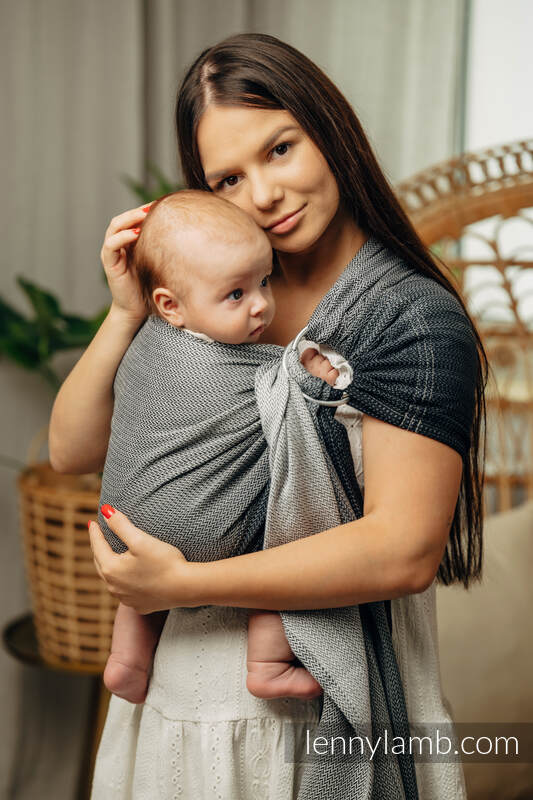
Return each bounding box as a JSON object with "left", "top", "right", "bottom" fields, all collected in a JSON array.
[{"left": 217, "top": 323, "right": 270, "bottom": 345}]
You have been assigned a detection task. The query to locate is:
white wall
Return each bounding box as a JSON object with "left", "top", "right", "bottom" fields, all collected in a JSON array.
[
  {"left": 466, "top": 0, "right": 533, "bottom": 149},
  {"left": 462, "top": 0, "right": 533, "bottom": 328}
]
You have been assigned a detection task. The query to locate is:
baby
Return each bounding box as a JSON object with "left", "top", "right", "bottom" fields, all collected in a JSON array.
[{"left": 103, "top": 190, "right": 345, "bottom": 705}]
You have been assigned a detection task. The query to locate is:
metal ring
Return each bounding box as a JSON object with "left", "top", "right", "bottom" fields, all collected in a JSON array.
[{"left": 282, "top": 326, "right": 350, "bottom": 407}]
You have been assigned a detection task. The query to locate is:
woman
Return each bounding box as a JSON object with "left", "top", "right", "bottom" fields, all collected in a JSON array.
[{"left": 49, "top": 33, "right": 487, "bottom": 799}]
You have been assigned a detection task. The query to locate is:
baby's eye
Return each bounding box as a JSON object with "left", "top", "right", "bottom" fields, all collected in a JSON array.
[
  {"left": 260, "top": 275, "right": 270, "bottom": 287},
  {"left": 227, "top": 288, "right": 243, "bottom": 301}
]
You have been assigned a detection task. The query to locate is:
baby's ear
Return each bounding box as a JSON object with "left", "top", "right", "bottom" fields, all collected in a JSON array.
[{"left": 152, "top": 287, "right": 185, "bottom": 327}]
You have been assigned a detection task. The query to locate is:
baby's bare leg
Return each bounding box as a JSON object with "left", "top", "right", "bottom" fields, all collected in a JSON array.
[
  {"left": 246, "top": 610, "right": 323, "bottom": 700},
  {"left": 104, "top": 602, "right": 168, "bottom": 704},
  {"left": 245, "top": 354, "right": 335, "bottom": 700}
]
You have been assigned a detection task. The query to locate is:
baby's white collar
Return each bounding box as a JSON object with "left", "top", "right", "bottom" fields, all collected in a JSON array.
[{"left": 182, "top": 327, "right": 215, "bottom": 343}]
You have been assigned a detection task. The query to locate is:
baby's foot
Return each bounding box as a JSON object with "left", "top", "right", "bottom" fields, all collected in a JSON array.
[
  {"left": 246, "top": 610, "right": 323, "bottom": 700},
  {"left": 103, "top": 653, "right": 150, "bottom": 704},
  {"left": 246, "top": 659, "right": 323, "bottom": 700}
]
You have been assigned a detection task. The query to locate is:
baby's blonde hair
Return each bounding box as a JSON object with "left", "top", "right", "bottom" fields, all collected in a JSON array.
[{"left": 127, "top": 190, "right": 264, "bottom": 314}]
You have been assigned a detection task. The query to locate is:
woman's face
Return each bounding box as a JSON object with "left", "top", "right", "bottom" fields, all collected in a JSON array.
[{"left": 197, "top": 105, "right": 343, "bottom": 255}]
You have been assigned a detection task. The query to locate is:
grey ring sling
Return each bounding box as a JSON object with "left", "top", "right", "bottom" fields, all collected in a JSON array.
[{"left": 99, "top": 235, "right": 478, "bottom": 799}]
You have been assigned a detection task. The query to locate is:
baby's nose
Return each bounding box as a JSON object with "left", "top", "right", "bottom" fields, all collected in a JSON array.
[{"left": 250, "top": 294, "right": 268, "bottom": 315}]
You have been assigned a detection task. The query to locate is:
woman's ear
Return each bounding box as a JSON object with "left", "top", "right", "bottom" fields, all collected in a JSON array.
[{"left": 152, "top": 287, "right": 186, "bottom": 327}]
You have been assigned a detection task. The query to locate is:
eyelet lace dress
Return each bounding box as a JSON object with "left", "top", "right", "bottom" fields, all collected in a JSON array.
[{"left": 90, "top": 341, "right": 466, "bottom": 800}]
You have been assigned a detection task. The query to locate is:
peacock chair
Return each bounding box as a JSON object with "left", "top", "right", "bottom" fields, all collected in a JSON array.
[{"left": 396, "top": 138, "right": 533, "bottom": 514}]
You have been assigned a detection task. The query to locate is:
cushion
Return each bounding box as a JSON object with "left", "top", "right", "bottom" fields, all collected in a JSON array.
[{"left": 436, "top": 499, "right": 533, "bottom": 799}]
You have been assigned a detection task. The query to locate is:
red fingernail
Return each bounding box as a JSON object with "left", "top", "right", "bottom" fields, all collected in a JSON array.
[
  {"left": 101, "top": 504, "right": 116, "bottom": 519},
  {"left": 87, "top": 520, "right": 92, "bottom": 528},
  {"left": 132, "top": 227, "right": 141, "bottom": 234},
  {"left": 142, "top": 204, "right": 152, "bottom": 212}
]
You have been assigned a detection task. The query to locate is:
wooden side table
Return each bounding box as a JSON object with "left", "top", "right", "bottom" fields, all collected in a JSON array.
[{"left": 2, "top": 612, "right": 111, "bottom": 800}]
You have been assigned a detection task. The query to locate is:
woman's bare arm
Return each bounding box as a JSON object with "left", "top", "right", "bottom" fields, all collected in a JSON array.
[
  {"left": 89, "top": 414, "right": 463, "bottom": 614},
  {"left": 49, "top": 204, "right": 151, "bottom": 474},
  {"left": 49, "top": 306, "right": 143, "bottom": 473}
]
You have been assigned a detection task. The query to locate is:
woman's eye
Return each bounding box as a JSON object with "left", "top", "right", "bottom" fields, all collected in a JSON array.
[
  {"left": 216, "top": 144, "right": 291, "bottom": 190},
  {"left": 272, "top": 142, "right": 291, "bottom": 158},
  {"left": 228, "top": 288, "right": 243, "bottom": 301},
  {"left": 217, "top": 175, "right": 240, "bottom": 190}
]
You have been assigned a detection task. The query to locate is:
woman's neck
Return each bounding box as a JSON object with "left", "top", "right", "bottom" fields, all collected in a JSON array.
[
  {"left": 275, "top": 209, "right": 367, "bottom": 293},
  {"left": 260, "top": 211, "right": 369, "bottom": 346}
]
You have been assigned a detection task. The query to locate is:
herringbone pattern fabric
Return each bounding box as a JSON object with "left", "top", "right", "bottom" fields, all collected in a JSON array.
[{"left": 99, "top": 235, "right": 478, "bottom": 799}]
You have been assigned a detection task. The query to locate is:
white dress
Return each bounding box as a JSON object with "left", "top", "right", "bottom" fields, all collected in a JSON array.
[{"left": 91, "top": 339, "right": 466, "bottom": 800}]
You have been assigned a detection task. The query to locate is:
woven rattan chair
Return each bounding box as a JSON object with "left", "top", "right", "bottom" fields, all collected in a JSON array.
[{"left": 396, "top": 138, "right": 533, "bottom": 513}]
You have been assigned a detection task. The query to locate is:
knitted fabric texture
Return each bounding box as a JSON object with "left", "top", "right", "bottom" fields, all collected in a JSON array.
[{"left": 98, "top": 235, "right": 478, "bottom": 799}]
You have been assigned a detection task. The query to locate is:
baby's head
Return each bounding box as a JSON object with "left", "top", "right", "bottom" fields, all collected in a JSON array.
[{"left": 128, "top": 190, "right": 275, "bottom": 344}]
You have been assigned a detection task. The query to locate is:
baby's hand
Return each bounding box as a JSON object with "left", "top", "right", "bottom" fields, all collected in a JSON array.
[{"left": 300, "top": 347, "right": 339, "bottom": 387}]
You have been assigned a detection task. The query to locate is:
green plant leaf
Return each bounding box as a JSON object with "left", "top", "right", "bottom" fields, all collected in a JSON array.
[
  {"left": 0, "top": 318, "right": 42, "bottom": 368},
  {"left": 0, "top": 277, "right": 110, "bottom": 392},
  {"left": 17, "top": 277, "right": 62, "bottom": 323},
  {"left": 146, "top": 162, "right": 181, "bottom": 196},
  {"left": 38, "top": 363, "right": 62, "bottom": 392},
  {"left": 91, "top": 306, "right": 109, "bottom": 328},
  {"left": 121, "top": 174, "right": 154, "bottom": 204},
  {"left": 0, "top": 297, "right": 28, "bottom": 335},
  {"left": 54, "top": 313, "right": 104, "bottom": 349},
  {"left": 2, "top": 341, "right": 40, "bottom": 369},
  {"left": 121, "top": 163, "right": 183, "bottom": 204}
]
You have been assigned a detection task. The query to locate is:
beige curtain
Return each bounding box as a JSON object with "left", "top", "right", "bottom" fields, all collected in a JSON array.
[
  {"left": 1, "top": 2, "right": 145, "bottom": 796},
  {"left": 0, "top": 1, "right": 467, "bottom": 796},
  {"left": 251, "top": 0, "right": 467, "bottom": 181},
  {"left": 145, "top": 0, "right": 467, "bottom": 184}
]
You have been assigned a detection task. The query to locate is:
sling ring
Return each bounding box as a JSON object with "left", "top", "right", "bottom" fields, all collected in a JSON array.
[{"left": 281, "top": 326, "right": 350, "bottom": 407}]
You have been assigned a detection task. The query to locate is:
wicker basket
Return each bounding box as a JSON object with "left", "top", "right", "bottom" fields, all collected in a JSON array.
[{"left": 18, "top": 461, "right": 117, "bottom": 673}]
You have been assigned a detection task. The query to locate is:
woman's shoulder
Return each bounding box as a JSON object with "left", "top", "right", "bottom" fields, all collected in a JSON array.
[
  {"left": 357, "top": 238, "right": 468, "bottom": 328},
  {"left": 363, "top": 269, "right": 474, "bottom": 353},
  {"left": 330, "top": 241, "right": 479, "bottom": 459},
  {"left": 309, "top": 236, "right": 473, "bottom": 355}
]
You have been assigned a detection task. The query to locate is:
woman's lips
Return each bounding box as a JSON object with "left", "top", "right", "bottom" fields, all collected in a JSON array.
[{"left": 267, "top": 205, "right": 306, "bottom": 234}]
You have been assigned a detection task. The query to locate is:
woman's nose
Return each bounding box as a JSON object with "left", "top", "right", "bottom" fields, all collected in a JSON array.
[{"left": 249, "top": 171, "right": 283, "bottom": 210}]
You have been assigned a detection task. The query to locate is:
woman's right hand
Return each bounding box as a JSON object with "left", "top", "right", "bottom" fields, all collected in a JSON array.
[{"left": 100, "top": 204, "right": 153, "bottom": 322}]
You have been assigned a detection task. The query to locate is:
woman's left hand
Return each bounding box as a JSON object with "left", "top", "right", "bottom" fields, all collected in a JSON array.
[{"left": 88, "top": 508, "right": 196, "bottom": 614}]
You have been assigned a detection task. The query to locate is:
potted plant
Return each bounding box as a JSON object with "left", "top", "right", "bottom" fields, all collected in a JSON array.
[
  {"left": 1, "top": 279, "right": 116, "bottom": 670},
  {"left": 1, "top": 166, "right": 181, "bottom": 670}
]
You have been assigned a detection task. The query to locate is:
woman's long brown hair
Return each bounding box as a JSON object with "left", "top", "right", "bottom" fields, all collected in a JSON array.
[{"left": 175, "top": 33, "right": 488, "bottom": 588}]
